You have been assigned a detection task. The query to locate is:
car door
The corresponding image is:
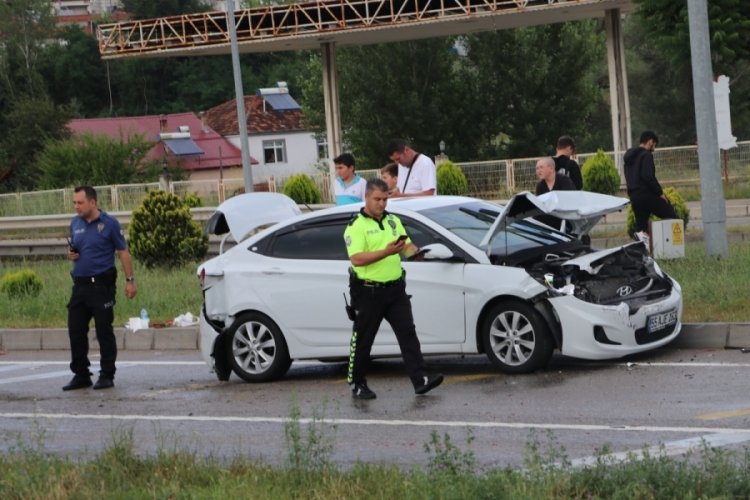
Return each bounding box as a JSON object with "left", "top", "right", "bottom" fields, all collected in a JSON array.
[
  {"left": 250, "top": 215, "right": 354, "bottom": 349},
  {"left": 399, "top": 216, "right": 468, "bottom": 347}
]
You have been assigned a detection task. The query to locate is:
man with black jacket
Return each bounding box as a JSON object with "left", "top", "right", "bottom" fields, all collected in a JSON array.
[
  {"left": 553, "top": 135, "right": 582, "bottom": 190},
  {"left": 624, "top": 131, "right": 676, "bottom": 245}
]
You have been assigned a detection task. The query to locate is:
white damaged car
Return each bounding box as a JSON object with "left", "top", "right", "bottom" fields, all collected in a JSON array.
[{"left": 197, "top": 191, "right": 682, "bottom": 382}]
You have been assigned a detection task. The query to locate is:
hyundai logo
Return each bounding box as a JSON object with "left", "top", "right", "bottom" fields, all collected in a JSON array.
[{"left": 617, "top": 285, "right": 633, "bottom": 297}]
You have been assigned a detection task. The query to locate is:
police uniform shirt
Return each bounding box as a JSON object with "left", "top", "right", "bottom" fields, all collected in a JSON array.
[
  {"left": 334, "top": 174, "right": 367, "bottom": 205},
  {"left": 69, "top": 211, "right": 127, "bottom": 277},
  {"left": 344, "top": 210, "right": 410, "bottom": 282}
]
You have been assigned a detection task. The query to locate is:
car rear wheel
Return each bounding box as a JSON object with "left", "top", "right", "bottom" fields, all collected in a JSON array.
[
  {"left": 225, "top": 312, "right": 291, "bottom": 382},
  {"left": 482, "top": 301, "right": 553, "bottom": 374}
]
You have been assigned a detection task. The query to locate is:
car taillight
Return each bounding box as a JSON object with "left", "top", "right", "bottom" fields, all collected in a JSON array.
[{"left": 199, "top": 267, "right": 205, "bottom": 286}]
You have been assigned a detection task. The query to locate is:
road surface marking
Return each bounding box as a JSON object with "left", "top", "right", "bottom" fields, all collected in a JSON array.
[
  {"left": 697, "top": 408, "right": 750, "bottom": 421},
  {"left": 2, "top": 412, "right": 750, "bottom": 436},
  {"left": 569, "top": 432, "right": 750, "bottom": 468}
]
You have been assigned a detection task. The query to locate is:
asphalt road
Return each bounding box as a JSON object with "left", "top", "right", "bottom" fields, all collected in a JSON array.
[{"left": 2, "top": 347, "right": 750, "bottom": 470}]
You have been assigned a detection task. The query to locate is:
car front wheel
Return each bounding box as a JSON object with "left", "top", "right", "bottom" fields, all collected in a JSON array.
[
  {"left": 225, "top": 312, "right": 291, "bottom": 382},
  {"left": 482, "top": 301, "right": 553, "bottom": 374}
]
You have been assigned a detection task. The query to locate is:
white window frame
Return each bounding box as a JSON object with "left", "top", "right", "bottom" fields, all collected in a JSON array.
[{"left": 262, "top": 139, "right": 287, "bottom": 164}]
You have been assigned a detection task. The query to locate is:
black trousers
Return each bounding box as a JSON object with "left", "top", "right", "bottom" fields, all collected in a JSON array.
[
  {"left": 630, "top": 194, "right": 677, "bottom": 233},
  {"left": 347, "top": 280, "right": 427, "bottom": 388},
  {"left": 67, "top": 282, "right": 118, "bottom": 378}
]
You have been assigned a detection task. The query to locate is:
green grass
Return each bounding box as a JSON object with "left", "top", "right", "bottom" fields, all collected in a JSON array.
[
  {"left": 2, "top": 422, "right": 750, "bottom": 498},
  {"left": 2, "top": 240, "right": 750, "bottom": 328},
  {"left": 0, "top": 260, "right": 202, "bottom": 328}
]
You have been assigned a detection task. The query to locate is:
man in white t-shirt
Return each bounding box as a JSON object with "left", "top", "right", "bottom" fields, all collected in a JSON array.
[
  {"left": 386, "top": 139, "right": 437, "bottom": 197},
  {"left": 333, "top": 153, "right": 367, "bottom": 205}
]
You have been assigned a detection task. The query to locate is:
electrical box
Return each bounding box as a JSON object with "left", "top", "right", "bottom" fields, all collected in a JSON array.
[{"left": 650, "top": 219, "right": 685, "bottom": 259}]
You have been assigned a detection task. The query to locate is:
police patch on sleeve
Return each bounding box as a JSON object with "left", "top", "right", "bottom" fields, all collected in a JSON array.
[{"left": 345, "top": 235, "right": 352, "bottom": 247}]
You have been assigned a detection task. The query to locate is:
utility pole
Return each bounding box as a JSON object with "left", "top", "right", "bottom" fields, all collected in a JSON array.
[
  {"left": 688, "top": 0, "right": 727, "bottom": 258},
  {"left": 226, "top": 0, "right": 253, "bottom": 192}
]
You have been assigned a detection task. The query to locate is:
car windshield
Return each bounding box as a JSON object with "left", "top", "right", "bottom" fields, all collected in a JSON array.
[{"left": 418, "top": 200, "right": 576, "bottom": 257}]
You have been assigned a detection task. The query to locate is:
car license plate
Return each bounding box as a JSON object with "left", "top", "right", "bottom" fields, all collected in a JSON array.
[{"left": 647, "top": 309, "right": 677, "bottom": 333}]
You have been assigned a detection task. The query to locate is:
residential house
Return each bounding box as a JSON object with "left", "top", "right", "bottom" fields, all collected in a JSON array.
[
  {"left": 68, "top": 112, "right": 254, "bottom": 182},
  {"left": 204, "top": 83, "right": 325, "bottom": 183}
]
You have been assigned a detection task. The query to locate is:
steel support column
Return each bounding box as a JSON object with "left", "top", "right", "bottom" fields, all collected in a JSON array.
[
  {"left": 605, "top": 9, "right": 631, "bottom": 177},
  {"left": 321, "top": 42, "right": 343, "bottom": 195}
]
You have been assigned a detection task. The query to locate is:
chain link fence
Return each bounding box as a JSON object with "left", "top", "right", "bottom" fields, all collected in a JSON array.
[{"left": 2, "top": 141, "right": 749, "bottom": 217}]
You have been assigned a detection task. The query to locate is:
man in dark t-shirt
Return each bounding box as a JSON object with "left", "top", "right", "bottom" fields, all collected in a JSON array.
[
  {"left": 553, "top": 135, "right": 582, "bottom": 189},
  {"left": 534, "top": 157, "right": 575, "bottom": 230}
]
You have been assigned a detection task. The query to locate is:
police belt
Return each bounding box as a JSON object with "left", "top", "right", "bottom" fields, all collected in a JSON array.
[
  {"left": 72, "top": 269, "right": 116, "bottom": 286},
  {"left": 352, "top": 272, "right": 405, "bottom": 288}
]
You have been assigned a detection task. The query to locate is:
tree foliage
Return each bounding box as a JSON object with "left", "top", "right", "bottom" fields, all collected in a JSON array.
[
  {"left": 128, "top": 190, "right": 208, "bottom": 269},
  {"left": 581, "top": 150, "right": 620, "bottom": 195},
  {"left": 36, "top": 133, "right": 155, "bottom": 189}
]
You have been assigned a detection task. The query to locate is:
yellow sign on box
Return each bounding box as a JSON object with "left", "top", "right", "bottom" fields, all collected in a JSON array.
[{"left": 672, "top": 222, "right": 683, "bottom": 245}]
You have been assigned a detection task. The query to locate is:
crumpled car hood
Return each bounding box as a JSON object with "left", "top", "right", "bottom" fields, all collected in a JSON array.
[
  {"left": 480, "top": 191, "right": 629, "bottom": 250},
  {"left": 204, "top": 192, "right": 301, "bottom": 243}
]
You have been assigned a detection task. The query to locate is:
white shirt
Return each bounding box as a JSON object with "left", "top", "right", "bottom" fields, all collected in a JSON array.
[{"left": 397, "top": 154, "right": 437, "bottom": 195}]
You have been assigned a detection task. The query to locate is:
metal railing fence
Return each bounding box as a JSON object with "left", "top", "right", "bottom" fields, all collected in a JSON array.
[{"left": 2, "top": 141, "right": 749, "bottom": 217}]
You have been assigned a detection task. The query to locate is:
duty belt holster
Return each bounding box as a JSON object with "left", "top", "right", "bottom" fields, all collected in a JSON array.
[{"left": 343, "top": 292, "right": 356, "bottom": 322}]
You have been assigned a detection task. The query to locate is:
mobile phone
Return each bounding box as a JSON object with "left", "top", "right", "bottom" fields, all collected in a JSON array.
[
  {"left": 396, "top": 235, "right": 408, "bottom": 242},
  {"left": 67, "top": 237, "right": 78, "bottom": 253}
]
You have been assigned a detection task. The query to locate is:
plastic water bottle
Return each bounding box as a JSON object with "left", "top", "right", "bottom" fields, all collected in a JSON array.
[{"left": 140, "top": 308, "right": 149, "bottom": 329}]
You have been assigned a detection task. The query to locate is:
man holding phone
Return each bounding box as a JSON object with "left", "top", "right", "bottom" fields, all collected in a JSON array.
[{"left": 343, "top": 178, "right": 443, "bottom": 399}]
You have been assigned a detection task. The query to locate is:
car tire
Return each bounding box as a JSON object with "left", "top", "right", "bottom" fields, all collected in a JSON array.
[
  {"left": 481, "top": 300, "right": 553, "bottom": 374},
  {"left": 225, "top": 312, "right": 291, "bottom": 382}
]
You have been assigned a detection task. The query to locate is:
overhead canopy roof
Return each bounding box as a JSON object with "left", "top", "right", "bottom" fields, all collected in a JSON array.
[{"left": 98, "top": 0, "right": 634, "bottom": 59}]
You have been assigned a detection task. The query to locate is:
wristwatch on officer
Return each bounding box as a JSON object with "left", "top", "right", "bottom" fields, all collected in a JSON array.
[{"left": 126, "top": 276, "right": 135, "bottom": 283}]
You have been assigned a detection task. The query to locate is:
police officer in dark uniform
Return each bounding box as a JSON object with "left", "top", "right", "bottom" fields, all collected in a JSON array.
[
  {"left": 343, "top": 178, "right": 443, "bottom": 400},
  {"left": 63, "top": 185, "right": 137, "bottom": 391}
]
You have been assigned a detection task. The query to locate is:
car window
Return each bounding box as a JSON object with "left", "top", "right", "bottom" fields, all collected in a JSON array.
[{"left": 267, "top": 220, "right": 350, "bottom": 260}]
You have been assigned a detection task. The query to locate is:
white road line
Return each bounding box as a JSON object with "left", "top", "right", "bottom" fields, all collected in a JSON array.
[
  {"left": 0, "top": 370, "right": 75, "bottom": 385},
  {"left": 1, "top": 412, "right": 750, "bottom": 435},
  {"left": 0, "top": 361, "right": 205, "bottom": 366},
  {"left": 0, "top": 365, "right": 29, "bottom": 373},
  {"left": 569, "top": 432, "right": 750, "bottom": 468}
]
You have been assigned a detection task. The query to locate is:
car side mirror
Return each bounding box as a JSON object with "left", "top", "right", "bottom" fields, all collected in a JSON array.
[{"left": 421, "top": 243, "right": 454, "bottom": 260}]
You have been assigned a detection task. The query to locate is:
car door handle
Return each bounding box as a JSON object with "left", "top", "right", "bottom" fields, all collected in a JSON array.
[{"left": 262, "top": 268, "right": 285, "bottom": 275}]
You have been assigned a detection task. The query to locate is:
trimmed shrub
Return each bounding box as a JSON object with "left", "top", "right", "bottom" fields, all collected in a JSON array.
[
  {"left": 436, "top": 161, "right": 469, "bottom": 195},
  {"left": 581, "top": 150, "right": 620, "bottom": 195},
  {"left": 282, "top": 174, "right": 322, "bottom": 204},
  {"left": 128, "top": 190, "right": 208, "bottom": 269},
  {"left": 626, "top": 186, "right": 690, "bottom": 236},
  {"left": 1, "top": 269, "right": 43, "bottom": 299},
  {"left": 183, "top": 192, "right": 202, "bottom": 208}
]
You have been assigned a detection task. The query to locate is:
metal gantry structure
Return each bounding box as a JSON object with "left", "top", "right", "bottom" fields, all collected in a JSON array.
[{"left": 97, "top": 0, "right": 632, "bottom": 57}]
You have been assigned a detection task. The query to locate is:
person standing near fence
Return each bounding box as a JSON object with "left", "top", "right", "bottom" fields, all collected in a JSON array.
[
  {"left": 333, "top": 153, "right": 367, "bottom": 205},
  {"left": 380, "top": 162, "right": 399, "bottom": 196},
  {"left": 63, "top": 185, "right": 137, "bottom": 391},
  {"left": 386, "top": 139, "right": 437, "bottom": 197},
  {"left": 624, "top": 131, "right": 677, "bottom": 247},
  {"left": 553, "top": 135, "right": 583, "bottom": 189}
]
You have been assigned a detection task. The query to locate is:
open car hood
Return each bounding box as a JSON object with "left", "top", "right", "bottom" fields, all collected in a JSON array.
[
  {"left": 204, "top": 192, "right": 301, "bottom": 242},
  {"left": 479, "top": 191, "right": 629, "bottom": 250}
]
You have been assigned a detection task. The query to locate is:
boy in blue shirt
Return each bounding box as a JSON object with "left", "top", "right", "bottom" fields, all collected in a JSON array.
[{"left": 333, "top": 153, "right": 367, "bottom": 205}]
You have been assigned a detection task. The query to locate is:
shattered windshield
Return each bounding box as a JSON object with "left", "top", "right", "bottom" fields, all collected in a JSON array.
[{"left": 419, "top": 200, "right": 576, "bottom": 257}]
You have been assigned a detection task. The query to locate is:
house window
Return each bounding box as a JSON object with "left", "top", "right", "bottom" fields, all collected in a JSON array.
[
  {"left": 263, "top": 139, "right": 286, "bottom": 164},
  {"left": 316, "top": 134, "right": 328, "bottom": 160}
]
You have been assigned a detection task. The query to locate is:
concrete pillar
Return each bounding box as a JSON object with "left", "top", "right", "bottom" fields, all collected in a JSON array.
[{"left": 605, "top": 9, "right": 632, "bottom": 179}]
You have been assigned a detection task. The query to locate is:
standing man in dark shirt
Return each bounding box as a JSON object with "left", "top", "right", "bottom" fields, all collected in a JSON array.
[
  {"left": 535, "top": 157, "right": 576, "bottom": 230},
  {"left": 63, "top": 185, "right": 137, "bottom": 391},
  {"left": 553, "top": 135, "right": 582, "bottom": 190},
  {"left": 624, "top": 131, "right": 676, "bottom": 246},
  {"left": 535, "top": 157, "right": 576, "bottom": 195}
]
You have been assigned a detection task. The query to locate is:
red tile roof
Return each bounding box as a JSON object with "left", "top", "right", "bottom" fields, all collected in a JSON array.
[
  {"left": 68, "top": 112, "right": 257, "bottom": 170},
  {"left": 204, "top": 95, "right": 307, "bottom": 136}
]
